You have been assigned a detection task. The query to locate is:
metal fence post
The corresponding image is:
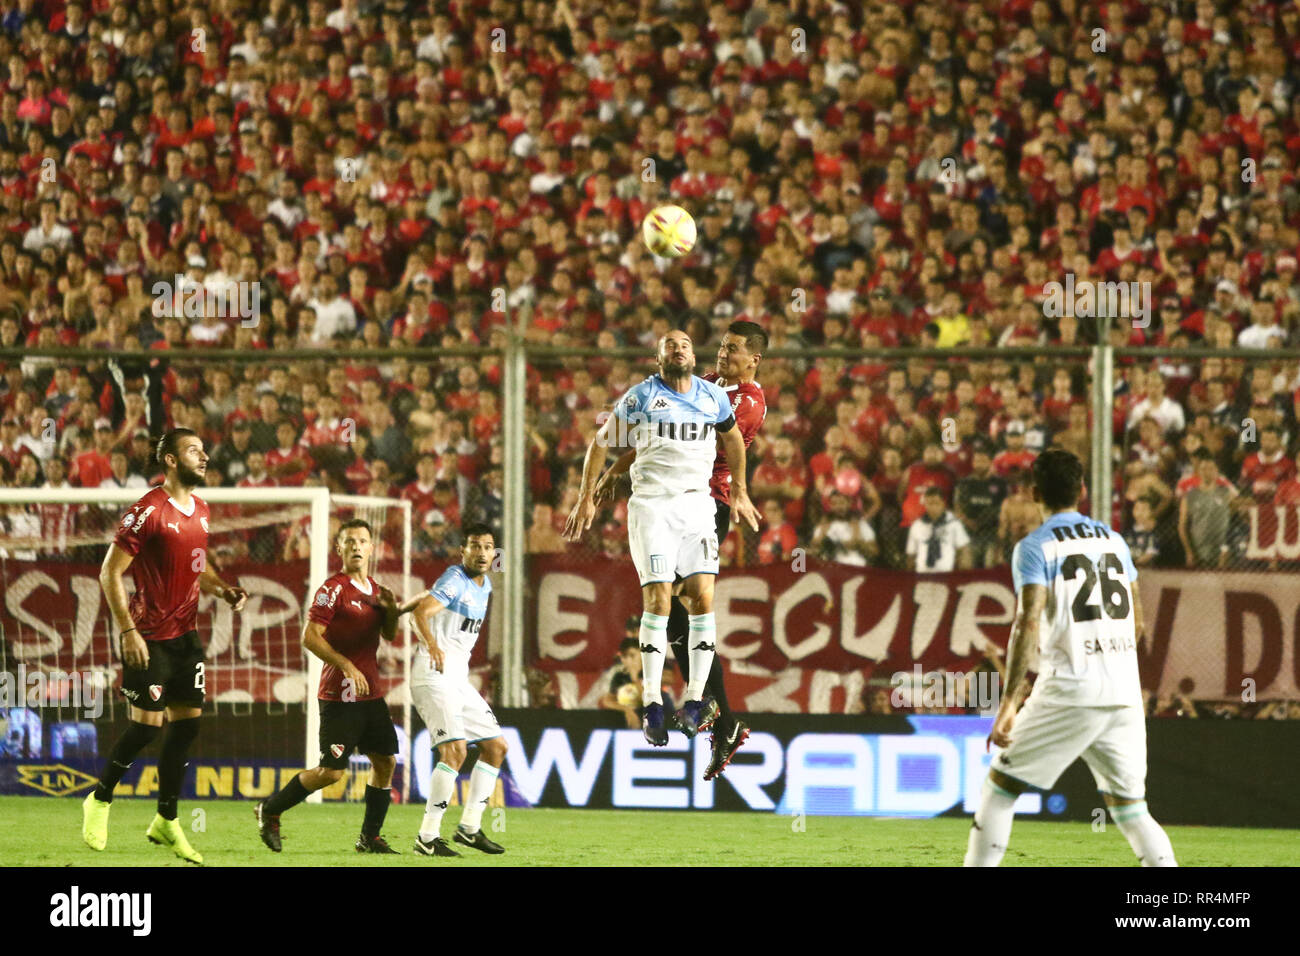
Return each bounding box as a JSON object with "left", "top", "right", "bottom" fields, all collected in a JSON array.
[
  {"left": 1090, "top": 316, "right": 1114, "bottom": 525},
  {"left": 500, "top": 294, "right": 528, "bottom": 706}
]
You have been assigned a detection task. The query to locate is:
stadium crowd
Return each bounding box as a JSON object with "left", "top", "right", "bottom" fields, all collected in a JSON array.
[{"left": 0, "top": 0, "right": 1296, "bottom": 586}]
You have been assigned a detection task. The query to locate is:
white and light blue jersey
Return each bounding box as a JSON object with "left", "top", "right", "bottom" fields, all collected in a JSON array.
[
  {"left": 612, "top": 374, "right": 735, "bottom": 498},
  {"left": 1012, "top": 510, "right": 1142, "bottom": 707},
  {"left": 423, "top": 564, "right": 492, "bottom": 665}
]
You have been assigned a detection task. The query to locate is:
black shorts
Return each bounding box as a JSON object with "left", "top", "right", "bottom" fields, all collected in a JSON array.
[
  {"left": 714, "top": 497, "right": 732, "bottom": 543},
  {"left": 318, "top": 698, "right": 399, "bottom": 770},
  {"left": 120, "top": 630, "right": 205, "bottom": 712}
]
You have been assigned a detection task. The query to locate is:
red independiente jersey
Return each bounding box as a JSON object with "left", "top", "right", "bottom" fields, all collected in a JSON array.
[
  {"left": 113, "top": 486, "right": 211, "bottom": 643},
  {"left": 307, "top": 573, "right": 385, "bottom": 702},
  {"left": 703, "top": 371, "right": 767, "bottom": 505}
]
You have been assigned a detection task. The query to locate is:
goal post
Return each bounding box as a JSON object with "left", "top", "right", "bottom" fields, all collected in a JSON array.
[{"left": 0, "top": 485, "right": 401, "bottom": 803}]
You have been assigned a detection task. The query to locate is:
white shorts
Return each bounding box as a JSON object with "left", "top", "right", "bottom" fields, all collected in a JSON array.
[
  {"left": 410, "top": 650, "right": 502, "bottom": 747},
  {"left": 992, "top": 695, "right": 1147, "bottom": 799},
  {"left": 627, "top": 492, "right": 718, "bottom": 586}
]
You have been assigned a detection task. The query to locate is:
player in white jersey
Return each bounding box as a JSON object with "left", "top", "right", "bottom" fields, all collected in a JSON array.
[
  {"left": 965, "top": 449, "right": 1177, "bottom": 866},
  {"left": 400, "top": 522, "right": 507, "bottom": 858},
  {"left": 564, "top": 330, "right": 761, "bottom": 746}
]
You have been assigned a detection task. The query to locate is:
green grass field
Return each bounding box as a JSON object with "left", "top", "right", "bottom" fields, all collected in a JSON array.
[{"left": 2, "top": 796, "right": 1297, "bottom": 866}]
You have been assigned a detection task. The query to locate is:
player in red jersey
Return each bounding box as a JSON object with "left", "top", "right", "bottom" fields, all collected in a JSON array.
[
  {"left": 596, "top": 321, "right": 768, "bottom": 780},
  {"left": 82, "top": 429, "right": 249, "bottom": 864},
  {"left": 255, "top": 519, "right": 402, "bottom": 854}
]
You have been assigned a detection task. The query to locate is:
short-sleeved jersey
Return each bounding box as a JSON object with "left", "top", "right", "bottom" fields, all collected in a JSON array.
[
  {"left": 612, "top": 374, "right": 736, "bottom": 498},
  {"left": 112, "top": 486, "right": 210, "bottom": 643},
  {"left": 306, "top": 573, "right": 385, "bottom": 702},
  {"left": 423, "top": 564, "right": 492, "bottom": 664},
  {"left": 1012, "top": 510, "right": 1142, "bottom": 707},
  {"left": 702, "top": 371, "right": 766, "bottom": 505}
]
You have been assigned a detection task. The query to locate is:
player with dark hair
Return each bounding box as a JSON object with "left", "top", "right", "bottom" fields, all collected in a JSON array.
[
  {"left": 405, "top": 522, "right": 509, "bottom": 857},
  {"left": 594, "top": 321, "right": 768, "bottom": 779},
  {"left": 255, "top": 518, "right": 402, "bottom": 854},
  {"left": 965, "top": 448, "right": 1177, "bottom": 866},
  {"left": 82, "top": 428, "right": 248, "bottom": 863}
]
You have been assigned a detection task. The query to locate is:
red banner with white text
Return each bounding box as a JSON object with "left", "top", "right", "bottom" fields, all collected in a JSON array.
[
  {"left": 0, "top": 559, "right": 466, "bottom": 706},
  {"left": 526, "top": 557, "right": 1300, "bottom": 710}
]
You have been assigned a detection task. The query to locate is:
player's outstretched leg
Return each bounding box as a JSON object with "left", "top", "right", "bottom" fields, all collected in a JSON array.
[
  {"left": 147, "top": 715, "right": 203, "bottom": 864},
  {"left": 638, "top": 606, "right": 670, "bottom": 746},
  {"left": 83, "top": 720, "right": 160, "bottom": 850},
  {"left": 356, "top": 753, "right": 398, "bottom": 854},
  {"left": 1107, "top": 798, "right": 1177, "bottom": 867},
  {"left": 257, "top": 765, "right": 344, "bottom": 852},
  {"left": 674, "top": 590, "right": 719, "bottom": 738},
  {"left": 453, "top": 737, "right": 507, "bottom": 855},
  {"left": 963, "top": 774, "right": 1020, "bottom": 866},
  {"left": 415, "top": 742, "right": 464, "bottom": 857}
]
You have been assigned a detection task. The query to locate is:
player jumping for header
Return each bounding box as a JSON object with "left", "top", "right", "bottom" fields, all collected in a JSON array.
[
  {"left": 406, "top": 522, "right": 508, "bottom": 858},
  {"left": 565, "top": 329, "right": 761, "bottom": 748},
  {"left": 964, "top": 448, "right": 1177, "bottom": 867},
  {"left": 594, "top": 321, "right": 768, "bottom": 779},
  {"left": 83, "top": 428, "right": 249, "bottom": 864},
  {"left": 255, "top": 518, "right": 402, "bottom": 854}
]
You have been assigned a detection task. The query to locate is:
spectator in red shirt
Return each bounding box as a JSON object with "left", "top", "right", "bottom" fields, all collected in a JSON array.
[
  {"left": 751, "top": 435, "right": 808, "bottom": 525},
  {"left": 993, "top": 422, "right": 1038, "bottom": 478},
  {"left": 756, "top": 499, "right": 798, "bottom": 566},
  {"left": 900, "top": 444, "right": 955, "bottom": 527},
  {"left": 70, "top": 419, "right": 116, "bottom": 488}
]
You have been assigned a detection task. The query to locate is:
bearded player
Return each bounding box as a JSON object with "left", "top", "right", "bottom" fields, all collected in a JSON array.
[
  {"left": 964, "top": 449, "right": 1177, "bottom": 867},
  {"left": 565, "top": 329, "right": 761, "bottom": 749},
  {"left": 82, "top": 428, "right": 249, "bottom": 864},
  {"left": 595, "top": 321, "right": 767, "bottom": 779},
  {"left": 255, "top": 519, "right": 402, "bottom": 854}
]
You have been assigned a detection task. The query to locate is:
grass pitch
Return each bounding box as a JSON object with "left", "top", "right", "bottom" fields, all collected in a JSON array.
[{"left": 2, "top": 796, "right": 1296, "bottom": 866}]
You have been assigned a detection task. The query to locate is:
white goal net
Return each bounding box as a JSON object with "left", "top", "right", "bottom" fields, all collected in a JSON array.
[{"left": 0, "top": 486, "right": 414, "bottom": 804}]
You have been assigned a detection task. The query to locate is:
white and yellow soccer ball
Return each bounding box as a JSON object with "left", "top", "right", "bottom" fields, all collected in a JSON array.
[
  {"left": 616, "top": 683, "right": 640, "bottom": 707},
  {"left": 641, "top": 204, "right": 697, "bottom": 258}
]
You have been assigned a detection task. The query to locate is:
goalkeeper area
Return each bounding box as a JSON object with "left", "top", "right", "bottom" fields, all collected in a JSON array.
[{"left": 2, "top": 796, "right": 1296, "bottom": 867}]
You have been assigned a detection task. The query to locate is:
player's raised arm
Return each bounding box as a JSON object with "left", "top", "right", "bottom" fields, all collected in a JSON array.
[
  {"left": 717, "top": 423, "right": 760, "bottom": 532},
  {"left": 403, "top": 592, "right": 448, "bottom": 672},
  {"left": 302, "top": 618, "right": 370, "bottom": 698},
  {"left": 593, "top": 448, "right": 637, "bottom": 504},
  {"left": 564, "top": 406, "right": 616, "bottom": 540},
  {"left": 99, "top": 542, "right": 147, "bottom": 669}
]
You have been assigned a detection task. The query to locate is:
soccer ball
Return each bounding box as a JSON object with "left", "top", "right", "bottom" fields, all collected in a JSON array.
[
  {"left": 616, "top": 683, "right": 640, "bottom": 707},
  {"left": 642, "top": 205, "right": 697, "bottom": 258}
]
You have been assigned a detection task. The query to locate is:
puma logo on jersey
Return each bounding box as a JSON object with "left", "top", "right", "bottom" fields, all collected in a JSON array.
[
  {"left": 350, "top": 600, "right": 363, "bottom": 609},
  {"left": 166, "top": 521, "right": 180, "bottom": 534}
]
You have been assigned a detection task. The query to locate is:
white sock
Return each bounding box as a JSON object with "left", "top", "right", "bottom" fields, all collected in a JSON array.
[
  {"left": 458, "top": 761, "right": 500, "bottom": 833},
  {"left": 419, "top": 761, "right": 457, "bottom": 842},
  {"left": 639, "top": 612, "right": 668, "bottom": 706},
  {"left": 1110, "top": 801, "right": 1178, "bottom": 866},
  {"left": 964, "top": 778, "right": 1018, "bottom": 866},
  {"left": 686, "top": 613, "right": 716, "bottom": 701}
]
